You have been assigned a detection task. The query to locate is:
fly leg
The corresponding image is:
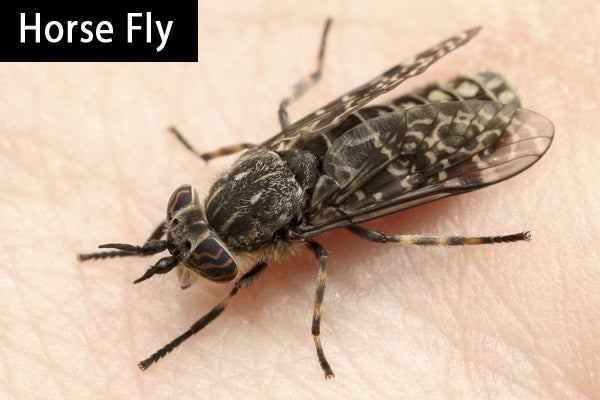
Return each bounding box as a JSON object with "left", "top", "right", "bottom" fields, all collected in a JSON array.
[
  {"left": 137, "top": 261, "right": 269, "bottom": 370},
  {"left": 307, "top": 240, "right": 335, "bottom": 379},
  {"left": 346, "top": 225, "right": 531, "bottom": 246},
  {"left": 78, "top": 221, "right": 166, "bottom": 261},
  {"left": 168, "top": 126, "right": 256, "bottom": 162},
  {"left": 278, "top": 18, "right": 332, "bottom": 129},
  {"left": 169, "top": 17, "right": 332, "bottom": 159}
]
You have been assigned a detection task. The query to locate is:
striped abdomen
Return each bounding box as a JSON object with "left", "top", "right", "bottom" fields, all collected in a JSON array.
[{"left": 291, "top": 72, "right": 520, "bottom": 158}]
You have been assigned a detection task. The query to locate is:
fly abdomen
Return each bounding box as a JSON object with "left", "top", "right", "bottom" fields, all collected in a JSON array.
[{"left": 291, "top": 71, "right": 520, "bottom": 159}]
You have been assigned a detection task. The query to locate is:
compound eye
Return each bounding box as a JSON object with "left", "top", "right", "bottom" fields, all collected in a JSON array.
[
  {"left": 167, "top": 184, "right": 193, "bottom": 220},
  {"left": 185, "top": 237, "right": 238, "bottom": 282}
]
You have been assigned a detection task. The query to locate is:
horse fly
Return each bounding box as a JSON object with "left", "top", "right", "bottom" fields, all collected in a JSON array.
[{"left": 79, "top": 19, "right": 554, "bottom": 378}]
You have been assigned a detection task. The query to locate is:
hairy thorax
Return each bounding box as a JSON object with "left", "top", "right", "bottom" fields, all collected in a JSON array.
[{"left": 204, "top": 149, "right": 319, "bottom": 253}]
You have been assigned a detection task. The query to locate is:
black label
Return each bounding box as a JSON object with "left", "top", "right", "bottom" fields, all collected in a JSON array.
[{"left": 1, "top": 2, "right": 198, "bottom": 61}]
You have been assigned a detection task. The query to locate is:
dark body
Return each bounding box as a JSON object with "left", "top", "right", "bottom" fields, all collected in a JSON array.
[
  {"left": 205, "top": 149, "right": 318, "bottom": 253},
  {"left": 206, "top": 72, "right": 524, "bottom": 254}
]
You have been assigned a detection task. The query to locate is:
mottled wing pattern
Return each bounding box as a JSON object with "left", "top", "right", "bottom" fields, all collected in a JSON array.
[
  {"left": 297, "top": 100, "right": 554, "bottom": 236},
  {"left": 290, "top": 71, "right": 520, "bottom": 159},
  {"left": 260, "top": 27, "right": 482, "bottom": 150}
]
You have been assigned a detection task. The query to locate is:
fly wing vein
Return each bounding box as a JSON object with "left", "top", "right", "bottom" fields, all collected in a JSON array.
[
  {"left": 301, "top": 100, "right": 554, "bottom": 235},
  {"left": 261, "top": 27, "right": 482, "bottom": 150}
]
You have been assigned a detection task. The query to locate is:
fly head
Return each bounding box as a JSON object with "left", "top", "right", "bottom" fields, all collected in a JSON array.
[{"left": 166, "top": 184, "right": 238, "bottom": 282}]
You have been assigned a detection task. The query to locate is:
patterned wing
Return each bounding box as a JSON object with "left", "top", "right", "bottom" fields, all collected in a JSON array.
[
  {"left": 289, "top": 71, "right": 521, "bottom": 159},
  {"left": 297, "top": 100, "right": 554, "bottom": 237},
  {"left": 260, "top": 27, "right": 482, "bottom": 150}
]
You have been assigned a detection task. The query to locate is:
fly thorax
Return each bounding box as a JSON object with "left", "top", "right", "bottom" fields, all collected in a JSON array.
[
  {"left": 166, "top": 184, "right": 238, "bottom": 282},
  {"left": 204, "top": 150, "right": 318, "bottom": 252}
]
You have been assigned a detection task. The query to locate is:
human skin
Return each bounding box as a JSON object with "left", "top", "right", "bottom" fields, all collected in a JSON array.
[{"left": 0, "top": 1, "right": 598, "bottom": 399}]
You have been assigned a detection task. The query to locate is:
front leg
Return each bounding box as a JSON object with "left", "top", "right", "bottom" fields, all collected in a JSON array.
[
  {"left": 137, "top": 261, "right": 269, "bottom": 370},
  {"left": 78, "top": 221, "right": 166, "bottom": 261}
]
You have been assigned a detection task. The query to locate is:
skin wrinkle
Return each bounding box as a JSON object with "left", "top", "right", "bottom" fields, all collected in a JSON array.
[
  {"left": 32, "top": 186, "right": 88, "bottom": 394},
  {"left": 15, "top": 276, "right": 66, "bottom": 398},
  {"left": 407, "top": 251, "right": 531, "bottom": 393},
  {"left": 474, "top": 271, "right": 574, "bottom": 398},
  {"left": 123, "top": 266, "right": 145, "bottom": 397},
  {"left": 558, "top": 260, "right": 593, "bottom": 400},
  {"left": 469, "top": 266, "right": 540, "bottom": 387},
  {"left": 455, "top": 254, "right": 495, "bottom": 395},
  {"left": 235, "top": 303, "right": 287, "bottom": 367},
  {"left": 74, "top": 262, "right": 109, "bottom": 391},
  {"left": 438, "top": 258, "right": 475, "bottom": 387},
  {"left": 1, "top": 254, "right": 18, "bottom": 397},
  {"left": 474, "top": 256, "right": 565, "bottom": 394},
  {"left": 195, "top": 55, "right": 237, "bottom": 140},
  {"left": 460, "top": 328, "right": 542, "bottom": 397}
]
